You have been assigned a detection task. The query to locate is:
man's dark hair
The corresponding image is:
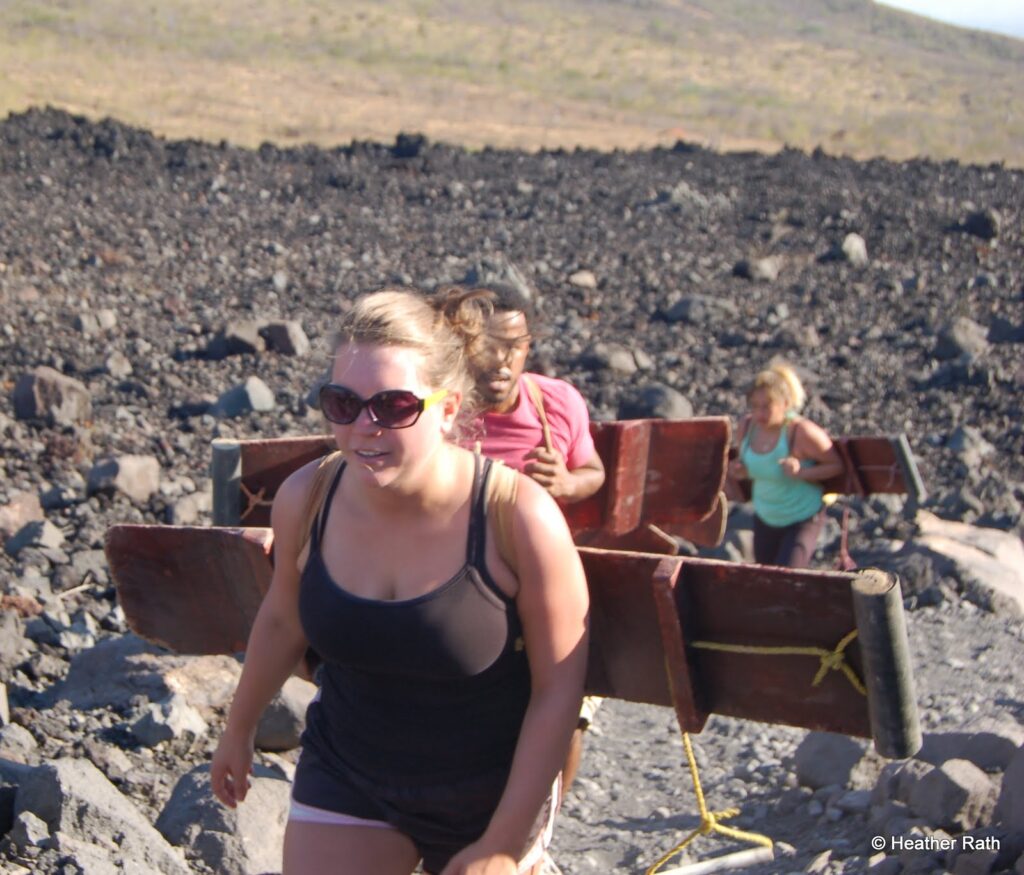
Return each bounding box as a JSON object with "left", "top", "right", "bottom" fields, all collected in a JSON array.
[
  {"left": 433, "top": 283, "right": 548, "bottom": 346},
  {"left": 478, "top": 281, "right": 536, "bottom": 326}
]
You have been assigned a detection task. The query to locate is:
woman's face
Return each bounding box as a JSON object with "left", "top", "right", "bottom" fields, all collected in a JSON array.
[
  {"left": 749, "top": 387, "right": 787, "bottom": 429},
  {"left": 328, "top": 342, "right": 460, "bottom": 486}
]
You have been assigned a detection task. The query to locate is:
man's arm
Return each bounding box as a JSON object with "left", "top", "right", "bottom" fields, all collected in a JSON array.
[
  {"left": 522, "top": 447, "right": 604, "bottom": 503},
  {"left": 566, "top": 451, "right": 605, "bottom": 501}
]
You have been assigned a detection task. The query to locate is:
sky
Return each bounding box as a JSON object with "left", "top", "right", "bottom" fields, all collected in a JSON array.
[{"left": 877, "top": 1, "right": 1024, "bottom": 39}]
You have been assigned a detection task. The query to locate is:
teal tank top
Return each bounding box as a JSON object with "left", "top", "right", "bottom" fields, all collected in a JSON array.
[{"left": 740, "top": 417, "right": 823, "bottom": 527}]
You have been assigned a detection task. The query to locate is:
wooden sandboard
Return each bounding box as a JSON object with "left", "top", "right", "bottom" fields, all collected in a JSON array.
[
  {"left": 104, "top": 525, "right": 919, "bottom": 751},
  {"left": 213, "top": 418, "right": 731, "bottom": 547},
  {"left": 213, "top": 435, "right": 336, "bottom": 528},
  {"left": 580, "top": 548, "right": 874, "bottom": 737},
  {"left": 726, "top": 433, "right": 926, "bottom": 506},
  {"left": 576, "top": 491, "right": 728, "bottom": 554},
  {"left": 105, "top": 525, "right": 274, "bottom": 655}
]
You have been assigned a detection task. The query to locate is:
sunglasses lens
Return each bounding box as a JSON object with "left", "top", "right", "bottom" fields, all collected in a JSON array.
[
  {"left": 370, "top": 391, "right": 422, "bottom": 428},
  {"left": 319, "top": 385, "right": 362, "bottom": 424}
]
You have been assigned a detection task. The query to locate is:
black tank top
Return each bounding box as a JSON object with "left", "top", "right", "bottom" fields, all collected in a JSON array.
[{"left": 298, "top": 455, "right": 532, "bottom": 783}]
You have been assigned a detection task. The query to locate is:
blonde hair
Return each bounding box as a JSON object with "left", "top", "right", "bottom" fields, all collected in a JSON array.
[
  {"left": 431, "top": 286, "right": 500, "bottom": 359},
  {"left": 331, "top": 288, "right": 479, "bottom": 426},
  {"left": 749, "top": 360, "right": 807, "bottom": 413}
]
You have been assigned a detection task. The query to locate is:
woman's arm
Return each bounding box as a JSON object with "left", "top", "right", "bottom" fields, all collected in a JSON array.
[
  {"left": 209, "top": 463, "right": 316, "bottom": 808},
  {"left": 780, "top": 419, "right": 845, "bottom": 482},
  {"left": 441, "top": 476, "right": 589, "bottom": 874}
]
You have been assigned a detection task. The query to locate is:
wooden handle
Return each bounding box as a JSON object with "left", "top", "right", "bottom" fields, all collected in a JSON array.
[
  {"left": 851, "top": 568, "right": 922, "bottom": 759},
  {"left": 655, "top": 846, "right": 775, "bottom": 875},
  {"left": 211, "top": 438, "right": 242, "bottom": 526}
]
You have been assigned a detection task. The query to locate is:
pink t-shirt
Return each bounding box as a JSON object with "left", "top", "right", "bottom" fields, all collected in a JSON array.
[{"left": 472, "top": 373, "right": 597, "bottom": 472}]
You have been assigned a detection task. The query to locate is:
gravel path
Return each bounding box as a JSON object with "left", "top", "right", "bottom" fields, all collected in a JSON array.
[{"left": 551, "top": 599, "right": 1024, "bottom": 873}]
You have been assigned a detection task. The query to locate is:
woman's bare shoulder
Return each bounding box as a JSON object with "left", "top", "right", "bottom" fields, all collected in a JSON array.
[
  {"left": 277, "top": 457, "right": 327, "bottom": 503},
  {"left": 272, "top": 455, "right": 339, "bottom": 532},
  {"left": 792, "top": 417, "right": 833, "bottom": 449},
  {"left": 512, "top": 473, "right": 573, "bottom": 537}
]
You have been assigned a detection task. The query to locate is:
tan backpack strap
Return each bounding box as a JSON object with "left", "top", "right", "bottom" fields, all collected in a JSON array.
[
  {"left": 484, "top": 457, "right": 520, "bottom": 577},
  {"left": 297, "top": 450, "right": 345, "bottom": 569},
  {"left": 521, "top": 375, "right": 553, "bottom": 453}
]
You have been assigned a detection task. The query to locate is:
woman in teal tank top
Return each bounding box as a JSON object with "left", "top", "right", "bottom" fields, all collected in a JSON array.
[{"left": 729, "top": 362, "right": 844, "bottom": 567}]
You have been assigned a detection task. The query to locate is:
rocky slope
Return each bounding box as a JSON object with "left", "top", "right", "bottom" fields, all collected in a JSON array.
[{"left": 1, "top": 107, "right": 1023, "bottom": 873}]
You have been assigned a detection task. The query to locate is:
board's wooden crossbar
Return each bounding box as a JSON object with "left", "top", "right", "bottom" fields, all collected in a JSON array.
[
  {"left": 105, "top": 526, "right": 921, "bottom": 755},
  {"left": 726, "top": 433, "right": 926, "bottom": 509},
  {"left": 211, "top": 420, "right": 732, "bottom": 546}
]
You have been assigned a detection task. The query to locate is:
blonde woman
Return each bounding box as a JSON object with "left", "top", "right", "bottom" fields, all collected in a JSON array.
[
  {"left": 210, "top": 289, "right": 589, "bottom": 875},
  {"left": 728, "top": 362, "right": 844, "bottom": 568}
]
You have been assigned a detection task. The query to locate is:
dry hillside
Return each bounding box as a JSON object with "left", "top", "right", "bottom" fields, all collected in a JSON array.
[{"left": 1, "top": 0, "right": 1022, "bottom": 164}]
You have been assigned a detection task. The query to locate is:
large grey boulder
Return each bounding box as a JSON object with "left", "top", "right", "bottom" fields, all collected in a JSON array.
[
  {"left": 959, "top": 207, "right": 1002, "bottom": 240},
  {"left": 841, "top": 232, "right": 869, "bottom": 267},
  {"left": 86, "top": 454, "right": 161, "bottom": 504},
  {"left": 918, "top": 719, "right": 1024, "bottom": 772},
  {"left": 913, "top": 511, "right": 1024, "bottom": 616},
  {"left": 996, "top": 744, "right": 1024, "bottom": 832},
  {"left": 261, "top": 320, "right": 310, "bottom": 356},
  {"left": 5, "top": 518, "right": 65, "bottom": 557},
  {"left": 50, "top": 634, "right": 241, "bottom": 714},
  {"left": 617, "top": 382, "right": 693, "bottom": 420},
  {"left": 0, "top": 491, "right": 44, "bottom": 540},
  {"left": 580, "top": 342, "right": 638, "bottom": 377},
  {"left": 933, "top": 316, "right": 990, "bottom": 361},
  {"left": 12, "top": 366, "right": 92, "bottom": 425},
  {"left": 212, "top": 376, "right": 276, "bottom": 418},
  {"left": 206, "top": 320, "right": 267, "bottom": 359},
  {"left": 14, "top": 757, "right": 189, "bottom": 873},
  {"left": 256, "top": 676, "right": 316, "bottom": 752},
  {"left": 907, "top": 759, "right": 998, "bottom": 832},
  {"left": 733, "top": 255, "right": 783, "bottom": 282},
  {"left": 795, "top": 731, "right": 868, "bottom": 790},
  {"left": 662, "top": 293, "right": 739, "bottom": 324},
  {"left": 157, "top": 763, "right": 290, "bottom": 875},
  {"left": 131, "top": 692, "right": 210, "bottom": 748}
]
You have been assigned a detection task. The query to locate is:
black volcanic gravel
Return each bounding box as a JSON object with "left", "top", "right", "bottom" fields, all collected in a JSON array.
[
  {"left": 1, "top": 106, "right": 1023, "bottom": 873},
  {"left": 1, "top": 107, "right": 1021, "bottom": 528}
]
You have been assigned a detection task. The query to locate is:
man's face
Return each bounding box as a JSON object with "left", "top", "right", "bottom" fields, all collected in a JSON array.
[{"left": 470, "top": 309, "right": 531, "bottom": 412}]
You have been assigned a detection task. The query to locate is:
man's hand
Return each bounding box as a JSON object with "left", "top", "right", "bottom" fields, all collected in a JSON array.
[{"left": 523, "top": 447, "right": 576, "bottom": 500}]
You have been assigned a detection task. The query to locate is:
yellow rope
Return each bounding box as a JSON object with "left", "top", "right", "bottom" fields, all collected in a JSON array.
[
  {"left": 690, "top": 629, "right": 866, "bottom": 696},
  {"left": 238, "top": 482, "right": 272, "bottom": 522},
  {"left": 645, "top": 732, "right": 773, "bottom": 875},
  {"left": 645, "top": 629, "right": 864, "bottom": 874}
]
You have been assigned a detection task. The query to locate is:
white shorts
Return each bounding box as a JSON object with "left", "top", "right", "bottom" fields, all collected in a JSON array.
[{"left": 288, "top": 773, "right": 562, "bottom": 874}]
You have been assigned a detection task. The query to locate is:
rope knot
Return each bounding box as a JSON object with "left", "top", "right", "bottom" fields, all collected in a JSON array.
[
  {"left": 700, "top": 807, "right": 739, "bottom": 834},
  {"left": 818, "top": 649, "right": 844, "bottom": 673},
  {"left": 810, "top": 630, "right": 864, "bottom": 694},
  {"left": 239, "top": 483, "right": 271, "bottom": 521}
]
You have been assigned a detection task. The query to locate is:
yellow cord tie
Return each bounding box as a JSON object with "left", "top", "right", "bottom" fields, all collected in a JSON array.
[
  {"left": 238, "top": 482, "right": 272, "bottom": 522},
  {"left": 690, "top": 629, "right": 866, "bottom": 696},
  {"left": 645, "top": 732, "right": 773, "bottom": 875},
  {"left": 645, "top": 630, "right": 865, "bottom": 873}
]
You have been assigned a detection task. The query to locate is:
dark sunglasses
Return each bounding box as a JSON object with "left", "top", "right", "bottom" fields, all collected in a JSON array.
[
  {"left": 318, "top": 384, "right": 448, "bottom": 429},
  {"left": 479, "top": 333, "right": 532, "bottom": 355}
]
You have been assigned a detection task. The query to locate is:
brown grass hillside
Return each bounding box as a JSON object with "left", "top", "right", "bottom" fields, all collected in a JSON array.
[{"left": 2, "top": 0, "right": 1022, "bottom": 165}]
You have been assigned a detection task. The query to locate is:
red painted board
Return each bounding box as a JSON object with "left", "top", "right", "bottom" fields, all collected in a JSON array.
[{"left": 105, "top": 525, "right": 274, "bottom": 654}]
